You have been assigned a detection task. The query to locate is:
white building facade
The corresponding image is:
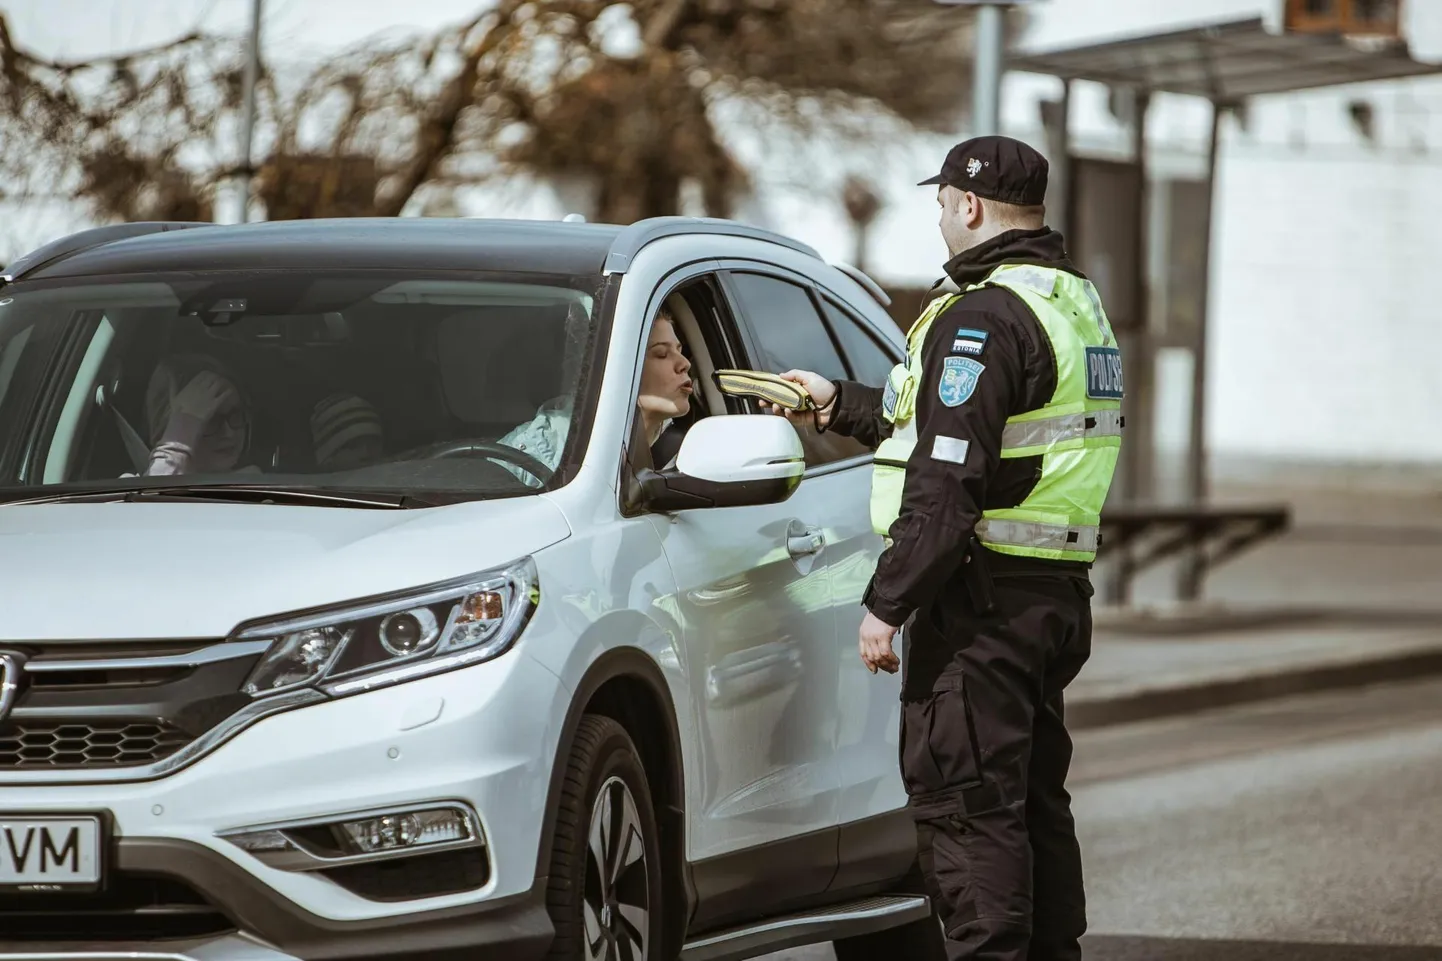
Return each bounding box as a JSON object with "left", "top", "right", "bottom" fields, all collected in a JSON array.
[{"left": 769, "top": 0, "right": 1442, "bottom": 485}]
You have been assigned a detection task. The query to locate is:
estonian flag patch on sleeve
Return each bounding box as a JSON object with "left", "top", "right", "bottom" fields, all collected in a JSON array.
[{"left": 952, "top": 327, "right": 989, "bottom": 356}]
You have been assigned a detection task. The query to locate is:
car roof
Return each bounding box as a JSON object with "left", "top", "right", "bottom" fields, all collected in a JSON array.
[
  {"left": 8, "top": 218, "right": 628, "bottom": 281},
  {"left": 1, "top": 215, "right": 892, "bottom": 310}
]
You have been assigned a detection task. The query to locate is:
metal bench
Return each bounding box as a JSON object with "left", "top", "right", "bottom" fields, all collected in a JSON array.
[{"left": 1098, "top": 504, "right": 1292, "bottom": 603}]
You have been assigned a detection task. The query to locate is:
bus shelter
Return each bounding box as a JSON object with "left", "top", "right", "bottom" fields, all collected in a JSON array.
[{"left": 1008, "top": 16, "right": 1442, "bottom": 602}]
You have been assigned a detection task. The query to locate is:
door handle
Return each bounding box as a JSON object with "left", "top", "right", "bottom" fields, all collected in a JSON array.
[{"left": 787, "top": 528, "right": 826, "bottom": 558}]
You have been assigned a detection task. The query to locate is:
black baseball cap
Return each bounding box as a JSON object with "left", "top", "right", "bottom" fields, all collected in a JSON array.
[{"left": 918, "top": 135, "right": 1049, "bottom": 206}]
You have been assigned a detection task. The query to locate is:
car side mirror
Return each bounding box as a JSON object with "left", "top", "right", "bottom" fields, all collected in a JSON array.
[{"left": 635, "top": 415, "right": 805, "bottom": 512}]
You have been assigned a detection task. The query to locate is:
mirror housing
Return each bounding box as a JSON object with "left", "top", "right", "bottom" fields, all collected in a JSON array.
[{"left": 635, "top": 415, "right": 805, "bottom": 512}]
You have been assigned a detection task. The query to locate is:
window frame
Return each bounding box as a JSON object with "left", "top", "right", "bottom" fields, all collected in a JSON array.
[
  {"left": 814, "top": 291, "right": 905, "bottom": 384},
  {"left": 713, "top": 261, "right": 880, "bottom": 476},
  {"left": 617, "top": 262, "right": 757, "bottom": 517},
  {"left": 715, "top": 266, "right": 853, "bottom": 384}
]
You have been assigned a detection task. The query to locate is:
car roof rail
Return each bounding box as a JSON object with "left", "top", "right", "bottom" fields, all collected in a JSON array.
[
  {"left": 603, "top": 216, "right": 822, "bottom": 274},
  {"left": 829, "top": 262, "right": 892, "bottom": 308},
  {"left": 0, "top": 221, "right": 217, "bottom": 285}
]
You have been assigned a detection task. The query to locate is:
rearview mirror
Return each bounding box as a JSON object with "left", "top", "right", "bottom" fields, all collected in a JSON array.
[{"left": 635, "top": 415, "right": 804, "bottom": 512}]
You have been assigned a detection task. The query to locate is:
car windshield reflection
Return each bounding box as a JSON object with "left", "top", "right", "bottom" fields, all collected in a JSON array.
[{"left": 0, "top": 270, "right": 605, "bottom": 499}]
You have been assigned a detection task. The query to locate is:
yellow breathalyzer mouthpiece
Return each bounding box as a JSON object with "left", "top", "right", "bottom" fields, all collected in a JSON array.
[{"left": 712, "top": 369, "right": 815, "bottom": 411}]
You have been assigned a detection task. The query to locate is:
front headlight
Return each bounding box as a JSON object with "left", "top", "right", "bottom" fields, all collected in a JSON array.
[{"left": 237, "top": 557, "right": 539, "bottom": 699}]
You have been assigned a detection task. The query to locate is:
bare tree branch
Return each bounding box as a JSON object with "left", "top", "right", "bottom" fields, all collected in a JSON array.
[{"left": 0, "top": 1, "right": 1022, "bottom": 231}]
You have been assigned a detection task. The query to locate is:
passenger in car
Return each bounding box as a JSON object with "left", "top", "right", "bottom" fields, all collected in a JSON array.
[
  {"left": 496, "top": 308, "right": 693, "bottom": 483},
  {"left": 140, "top": 353, "right": 258, "bottom": 477},
  {"left": 310, "top": 391, "right": 385, "bottom": 472}
]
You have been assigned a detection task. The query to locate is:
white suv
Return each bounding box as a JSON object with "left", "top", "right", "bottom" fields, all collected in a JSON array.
[{"left": 0, "top": 216, "right": 939, "bottom": 960}]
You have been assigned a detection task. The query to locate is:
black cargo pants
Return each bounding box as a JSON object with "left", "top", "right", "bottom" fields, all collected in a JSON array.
[{"left": 898, "top": 550, "right": 1093, "bottom": 961}]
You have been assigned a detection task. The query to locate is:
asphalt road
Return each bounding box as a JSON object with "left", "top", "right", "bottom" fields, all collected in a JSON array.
[{"left": 762, "top": 676, "right": 1442, "bottom": 961}]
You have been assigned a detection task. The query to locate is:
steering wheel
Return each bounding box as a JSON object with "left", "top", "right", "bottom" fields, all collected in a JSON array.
[{"left": 393, "top": 439, "right": 556, "bottom": 486}]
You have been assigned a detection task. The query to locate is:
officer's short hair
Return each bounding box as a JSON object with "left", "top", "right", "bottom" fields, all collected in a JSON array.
[{"left": 988, "top": 199, "right": 1046, "bottom": 229}]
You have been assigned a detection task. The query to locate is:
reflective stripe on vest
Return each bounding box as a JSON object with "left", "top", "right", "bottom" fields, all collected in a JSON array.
[
  {"left": 867, "top": 263, "right": 1123, "bottom": 563},
  {"left": 974, "top": 518, "right": 1100, "bottom": 555},
  {"left": 999, "top": 407, "right": 1123, "bottom": 457}
]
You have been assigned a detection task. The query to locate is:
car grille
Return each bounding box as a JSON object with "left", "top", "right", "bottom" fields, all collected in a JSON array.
[
  {"left": 0, "top": 719, "right": 192, "bottom": 768},
  {"left": 0, "top": 638, "right": 262, "bottom": 773},
  {"left": 0, "top": 872, "right": 235, "bottom": 940}
]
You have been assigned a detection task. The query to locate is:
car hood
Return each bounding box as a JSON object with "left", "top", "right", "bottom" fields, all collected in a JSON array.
[{"left": 0, "top": 498, "right": 571, "bottom": 641}]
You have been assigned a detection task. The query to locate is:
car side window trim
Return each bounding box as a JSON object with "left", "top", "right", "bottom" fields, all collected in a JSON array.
[
  {"left": 712, "top": 256, "right": 900, "bottom": 351},
  {"left": 618, "top": 262, "right": 756, "bottom": 515},
  {"left": 817, "top": 294, "right": 904, "bottom": 369},
  {"left": 712, "top": 265, "right": 875, "bottom": 476},
  {"left": 714, "top": 266, "right": 851, "bottom": 383}
]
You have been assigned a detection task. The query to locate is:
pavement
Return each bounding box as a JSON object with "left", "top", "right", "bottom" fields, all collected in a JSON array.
[
  {"left": 1066, "top": 480, "right": 1442, "bottom": 729},
  {"left": 763, "top": 674, "right": 1442, "bottom": 961},
  {"left": 1067, "top": 617, "right": 1442, "bottom": 728},
  {"left": 759, "top": 478, "right": 1442, "bottom": 960}
]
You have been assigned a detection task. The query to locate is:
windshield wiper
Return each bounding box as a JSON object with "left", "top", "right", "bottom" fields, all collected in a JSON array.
[{"left": 0, "top": 484, "right": 448, "bottom": 509}]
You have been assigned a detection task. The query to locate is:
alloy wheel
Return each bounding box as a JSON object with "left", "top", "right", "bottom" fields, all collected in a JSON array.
[{"left": 583, "top": 775, "right": 650, "bottom": 960}]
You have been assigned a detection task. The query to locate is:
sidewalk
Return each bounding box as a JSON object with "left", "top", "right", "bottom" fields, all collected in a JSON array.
[
  {"left": 1064, "top": 476, "right": 1442, "bottom": 728},
  {"left": 1069, "top": 617, "right": 1442, "bottom": 728}
]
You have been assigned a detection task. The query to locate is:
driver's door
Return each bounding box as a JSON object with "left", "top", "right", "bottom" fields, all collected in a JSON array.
[{"left": 638, "top": 274, "right": 840, "bottom": 929}]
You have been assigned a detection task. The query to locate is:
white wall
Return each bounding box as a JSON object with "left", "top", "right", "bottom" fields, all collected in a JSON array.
[{"left": 763, "top": 0, "right": 1442, "bottom": 469}]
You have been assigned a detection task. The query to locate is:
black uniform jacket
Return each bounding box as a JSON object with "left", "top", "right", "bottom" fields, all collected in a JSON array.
[{"left": 826, "top": 227, "right": 1092, "bottom": 628}]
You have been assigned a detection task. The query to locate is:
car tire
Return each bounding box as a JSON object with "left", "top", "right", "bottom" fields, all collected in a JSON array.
[{"left": 544, "top": 714, "right": 665, "bottom": 960}]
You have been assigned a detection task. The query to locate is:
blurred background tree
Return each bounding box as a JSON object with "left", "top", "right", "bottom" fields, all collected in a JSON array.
[{"left": 0, "top": 1, "right": 1027, "bottom": 226}]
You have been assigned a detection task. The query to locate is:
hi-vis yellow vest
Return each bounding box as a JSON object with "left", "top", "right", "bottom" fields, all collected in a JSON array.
[{"left": 869, "top": 264, "right": 1123, "bottom": 563}]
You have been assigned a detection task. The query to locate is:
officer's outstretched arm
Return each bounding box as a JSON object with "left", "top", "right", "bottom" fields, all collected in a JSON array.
[{"left": 864, "top": 307, "right": 1027, "bottom": 627}]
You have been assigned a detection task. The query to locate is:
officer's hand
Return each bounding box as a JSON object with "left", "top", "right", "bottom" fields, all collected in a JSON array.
[
  {"left": 859, "top": 612, "right": 900, "bottom": 675},
  {"left": 759, "top": 370, "right": 837, "bottom": 428}
]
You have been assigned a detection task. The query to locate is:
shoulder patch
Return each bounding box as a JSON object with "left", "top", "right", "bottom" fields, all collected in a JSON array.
[
  {"left": 1084, "top": 346, "right": 1124, "bottom": 399},
  {"left": 939, "top": 357, "right": 985, "bottom": 407},
  {"left": 952, "top": 327, "right": 989, "bottom": 356}
]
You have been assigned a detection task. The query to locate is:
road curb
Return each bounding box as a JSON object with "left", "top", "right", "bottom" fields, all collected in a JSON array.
[
  {"left": 1069, "top": 645, "right": 1442, "bottom": 730},
  {"left": 1093, "top": 606, "right": 1442, "bottom": 637}
]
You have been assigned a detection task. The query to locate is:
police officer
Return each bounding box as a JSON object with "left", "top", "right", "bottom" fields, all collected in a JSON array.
[{"left": 768, "top": 135, "right": 1122, "bottom": 961}]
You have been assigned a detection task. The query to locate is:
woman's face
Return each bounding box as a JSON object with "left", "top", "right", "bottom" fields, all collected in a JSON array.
[{"left": 638, "top": 317, "right": 693, "bottom": 419}]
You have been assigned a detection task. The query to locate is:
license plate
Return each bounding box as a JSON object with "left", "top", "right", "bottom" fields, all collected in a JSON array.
[{"left": 0, "top": 816, "right": 102, "bottom": 889}]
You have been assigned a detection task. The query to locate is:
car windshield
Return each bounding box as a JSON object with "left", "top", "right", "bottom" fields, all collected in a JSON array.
[{"left": 0, "top": 269, "right": 606, "bottom": 500}]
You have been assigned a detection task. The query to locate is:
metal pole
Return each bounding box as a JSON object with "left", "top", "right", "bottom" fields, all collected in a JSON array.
[
  {"left": 1109, "top": 88, "right": 1151, "bottom": 607},
  {"left": 1179, "top": 100, "right": 1224, "bottom": 601},
  {"left": 972, "top": 2, "right": 1006, "bottom": 135},
  {"left": 235, "top": 0, "right": 263, "bottom": 224},
  {"left": 1046, "top": 79, "right": 1072, "bottom": 237}
]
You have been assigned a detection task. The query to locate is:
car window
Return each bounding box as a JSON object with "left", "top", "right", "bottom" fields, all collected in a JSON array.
[
  {"left": 723, "top": 271, "right": 868, "bottom": 469},
  {"left": 0, "top": 313, "right": 68, "bottom": 473},
  {"left": 726, "top": 273, "right": 847, "bottom": 382},
  {"left": 0, "top": 271, "right": 605, "bottom": 496},
  {"left": 820, "top": 299, "right": 900, "bottom": 387}
]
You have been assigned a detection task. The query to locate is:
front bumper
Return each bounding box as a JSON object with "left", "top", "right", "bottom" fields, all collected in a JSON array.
[
  {"left": 0, "top": 838, "right": 552, "bottom": 961},
  {"left": 0, "top": 648, "right": 572, "bottom": 959}
]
